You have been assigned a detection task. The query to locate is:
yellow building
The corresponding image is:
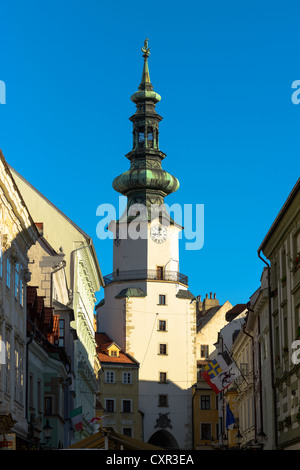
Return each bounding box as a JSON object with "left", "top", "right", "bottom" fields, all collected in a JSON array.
[
  {"left": 193, "top": 293, "right": 233, "bottom": 449},
  {"left": 192, "top": 372, "right": 219, "bottom": 450},
  {"left": 95, "top": 332, "right": 143, "bottom": 441},
  {"left": 223, "top": 388, "right": 240, "bottom": 449}
]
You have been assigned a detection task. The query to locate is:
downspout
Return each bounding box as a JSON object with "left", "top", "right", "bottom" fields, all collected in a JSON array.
[
  {"left": 26, "top": 322, "right": 37, "bottom": 449},
  {"left": 242, "top": 322, "right": 257, "bottom": 440},
  {"left": 257, "top": 315, "right": 264, "bottom": 440},
  {"left": 192, "top": 384, "right": 197, "bottom": 450},
  {"left": 258, "top": 250, "right": 278, "bottom": 449},
  {"left": 25, "top": 328, "right": 35, "bottom": 422}
]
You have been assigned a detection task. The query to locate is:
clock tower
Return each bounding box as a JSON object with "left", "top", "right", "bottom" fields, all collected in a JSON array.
[{"left": 97, "top": 40, "right": 197, "bottom": 450}]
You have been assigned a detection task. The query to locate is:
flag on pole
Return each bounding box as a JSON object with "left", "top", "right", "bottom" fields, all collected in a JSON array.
[
  {"left": 201, "top": 353, "right": 240, "bottom": 394},
  {"left": 89, "top": 415, "right": 110, "bottom": 428},
  {"left": 89, "top": 417, "right": 102, "bottom": 424},
  {"left": 225, "top": 403, "right": 236, "bottom": 430},
  {"left": 89, "top": 416, "right": 108, "bottom": 425},
  {"left": 70, "top": 406, "right": 83, "bottom": 432}
]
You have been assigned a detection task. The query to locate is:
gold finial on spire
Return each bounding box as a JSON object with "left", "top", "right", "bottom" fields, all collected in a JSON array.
[{"left": 141, "top": 38, "right": 150, "bottom": 58}]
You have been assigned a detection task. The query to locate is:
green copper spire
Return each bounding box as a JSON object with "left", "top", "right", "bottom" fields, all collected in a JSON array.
[
  {"left": 141, "top": 38, "right": 151, "bottom": 85},
  {"left": 131, "top": 38, "right": 161, "bottom": 104},
  {"left": 113, "top": 39, "right": 179, "bottom": 222}
]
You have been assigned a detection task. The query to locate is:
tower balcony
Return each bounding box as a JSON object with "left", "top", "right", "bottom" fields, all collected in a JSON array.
[{"left": 103, "top": 269, "right": 188, "bottom": 287}]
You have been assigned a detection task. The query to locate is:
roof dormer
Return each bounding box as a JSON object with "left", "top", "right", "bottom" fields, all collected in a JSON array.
[{"left": 107, "top": 343, "right": 121, "bottom": 358}]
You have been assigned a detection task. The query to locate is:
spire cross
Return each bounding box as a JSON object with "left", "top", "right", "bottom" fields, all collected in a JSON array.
[{"left": 141, "top": 38, "right": 150, "bottom": 59}]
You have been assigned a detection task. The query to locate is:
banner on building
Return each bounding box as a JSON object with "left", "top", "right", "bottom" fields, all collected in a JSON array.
[
  {"left": 225, "top": 403, "right": 236, "bottom": 430},
  {"left": 0, "top": 434, "right": 16, "bottom": 450},
  {"left": 70, "top": 406, "right": 83, "bottom": 432},
  {"left": 201, "top": 353, "right": 240, "bottom": 394},
  {"left": 89, "top": 415, "right": 109, "bottom": 426}
]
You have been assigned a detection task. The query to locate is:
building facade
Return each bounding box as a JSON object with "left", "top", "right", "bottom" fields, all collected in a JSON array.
[
  {"left": 231, "top": 311, "right": 256, "bottom": 448},
  {"left": 10, "top": 166, "right": 104, "bottom": 442},
  {"left": 258, "top": 177, "right": 300, "bottom": 449},
  {"left": 26, "top": 285, "right": 71, "bottom": 449},
  {"left": 192, "top": 379, "right": 219, "bottom": 450},
  {"left": 208, "top": 304, "right": 247, "bottom": 448},
  {"left": 0, "top": 149, "right": 39, "bottom": 448},
  {"left": 97, "top": 41, "right": 197, "bottom": 449},
  {"left": 95, "top": 332, "right": 142, "bottom": 440},
  {"left": 251, "top": 267, "right": 275, "bottom": 449},
  {"left": 196, "top": 293, "right": 232, "bottom": 363}
]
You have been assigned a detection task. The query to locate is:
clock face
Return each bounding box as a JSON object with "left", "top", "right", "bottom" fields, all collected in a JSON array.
[{"left": 150, "top": 224, "right": 168, "bottom": 244}]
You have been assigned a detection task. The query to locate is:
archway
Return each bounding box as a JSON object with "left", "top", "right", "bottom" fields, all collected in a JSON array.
[{"left": 148, "top": 430, "right": 179, "bottom": 450}]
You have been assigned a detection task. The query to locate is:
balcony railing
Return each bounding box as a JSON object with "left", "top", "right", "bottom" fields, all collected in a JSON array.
[{"left": 104, "top": 269, "right": 188, "bottom": 286}]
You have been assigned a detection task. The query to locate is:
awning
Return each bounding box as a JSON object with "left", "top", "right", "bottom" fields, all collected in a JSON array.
[{"left": 67, "top": 427, "right": 163, "bottom": 450}]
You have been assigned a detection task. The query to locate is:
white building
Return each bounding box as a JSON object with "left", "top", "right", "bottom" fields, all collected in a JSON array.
[
  {"left": 96, "top": 41, "right": 197, "bottom": 450},
  {"left": 0, "top": 149, "right": 39, "bottom": 448},
  {"left": 257, "top": 177, "right": 300, "bottom": 449},
  {"left": 10, "top": 166, "right": 104, "bottom": 441},
  {"left": 249, "top": 268, "right": 275, "bottom": 450}
]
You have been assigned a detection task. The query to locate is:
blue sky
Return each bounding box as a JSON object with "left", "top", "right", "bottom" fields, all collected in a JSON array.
[{"left": 1, "top": 0, "right": 300, "bottom": 307}]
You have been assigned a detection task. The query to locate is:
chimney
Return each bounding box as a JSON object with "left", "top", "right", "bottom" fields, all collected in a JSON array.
[{"left": 202, "top": 292, "right": 220, "bottom": 314}]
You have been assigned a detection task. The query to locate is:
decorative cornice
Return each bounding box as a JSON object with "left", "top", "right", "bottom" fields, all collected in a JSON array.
[
  {"left": 77, "top": 245, "right": 101, "bottom": 296},
  {"left": 0, "top": 151, "right": 39, "bottom": 248}
]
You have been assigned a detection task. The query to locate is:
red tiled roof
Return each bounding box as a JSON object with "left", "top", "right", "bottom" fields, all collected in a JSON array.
[
  {"left": 95, "top": 332, "right": 114, "bottom": 351},
  {"left": 226, "top": 303, "right": 247, "bottom": 315},
  {"left": 95, "top": 332, "right": 137, "bottom": 365},
  {"left": 35, "top": 222, "right": 43, "bottom": 234},
  {"left": 97, "top": 351, "right": 136, "bottom": 364},
  {"left": 225, "top": 303, "right": 247, "bottom": 322}
]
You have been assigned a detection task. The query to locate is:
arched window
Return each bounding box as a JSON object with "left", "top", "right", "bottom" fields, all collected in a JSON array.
[
  {"left": 138, "top": 131, "right": 145, "bottom": 148},
  {"left": 147, "top": 127, "right": 153, "bottom": 148}
]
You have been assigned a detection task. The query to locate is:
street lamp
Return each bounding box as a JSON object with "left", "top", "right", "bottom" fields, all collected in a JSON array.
[
  {"left": 43, "top": 419, "right": 53, "bottom": 448},
  {"left": 222, "top": 433, "right": 228, "bottom": 449},
  {"left": 236, "top": 429, "right": 243, "bottom": 449},
  {"left": 257, "top": 429, "right": 267, "bottom": 448}
]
